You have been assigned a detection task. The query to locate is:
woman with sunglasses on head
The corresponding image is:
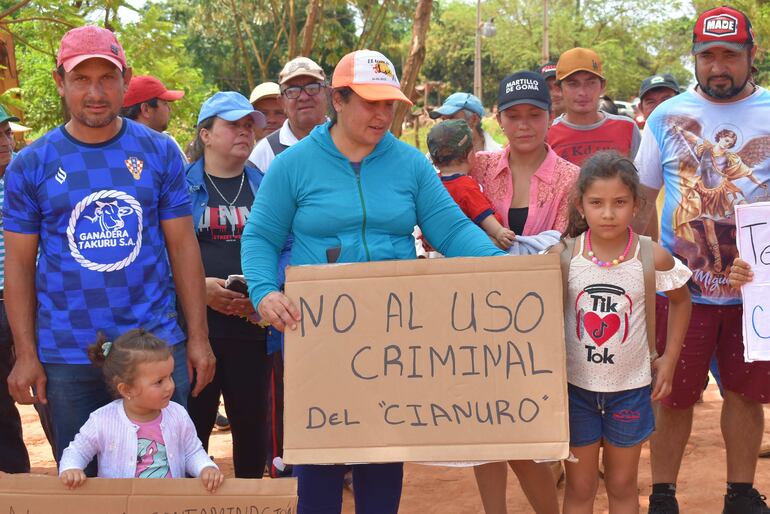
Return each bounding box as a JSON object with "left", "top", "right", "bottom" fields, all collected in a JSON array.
[
  {"left": 185, "top": 92, "right": 272, "bottom": 479},
  {"left": 241, "top": 50, "right": 506, "bottom": 514}
]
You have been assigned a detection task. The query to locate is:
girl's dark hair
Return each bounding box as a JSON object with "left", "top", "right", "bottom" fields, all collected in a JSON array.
[
  {"left": 563, "top": 151, "right": 643, "bottom": 238},
  {"left": 329, "top": 86, "right": 354, "bottom": 125},
  {"left": 188, "top": 116, "right": 217, "bottom": 162},
  {"left": 87, "top": 329, "right": 172, "bottom": 397}
]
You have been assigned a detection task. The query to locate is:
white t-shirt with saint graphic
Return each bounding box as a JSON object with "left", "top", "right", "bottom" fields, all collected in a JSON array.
[
  {"left": 565, "top": 234, "right": 691, "bottom": 392},
  {"left": 636, "top": 87, "right": 770, "bottom": 305}
]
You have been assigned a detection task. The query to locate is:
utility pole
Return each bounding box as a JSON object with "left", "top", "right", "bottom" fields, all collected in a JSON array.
[{"left": 543, "top": 0, "right": 549, "bottom": 63}]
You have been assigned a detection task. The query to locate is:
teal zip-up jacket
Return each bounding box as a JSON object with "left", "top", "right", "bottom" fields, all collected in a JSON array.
[{"left": 241, "top": 121, "right": 505, "bottom": 308}]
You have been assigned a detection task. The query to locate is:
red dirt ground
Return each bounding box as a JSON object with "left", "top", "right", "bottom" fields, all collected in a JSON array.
[{"left": 19, "top": 383, "right": 770, "bottom": 513}]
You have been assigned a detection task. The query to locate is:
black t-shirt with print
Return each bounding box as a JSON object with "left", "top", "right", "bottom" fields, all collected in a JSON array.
[{"left": 196, "top": 173, "right": 263, "bottom": 340}]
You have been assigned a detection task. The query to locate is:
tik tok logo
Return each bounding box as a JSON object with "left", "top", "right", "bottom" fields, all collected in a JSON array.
[{"left": 575, "top": 284, "right": 632, "bottom": 364}]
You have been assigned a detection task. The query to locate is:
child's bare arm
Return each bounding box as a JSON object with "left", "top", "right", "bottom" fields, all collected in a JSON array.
[
  {"left": 479, "top": 217, "right": 515, "bottom": 249},
  {"left": 651, "top": 242, "right": 692, "bottom": 400}
]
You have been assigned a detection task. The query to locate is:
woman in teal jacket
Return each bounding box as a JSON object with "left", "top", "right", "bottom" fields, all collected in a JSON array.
[{"left": 241, "top": 50, "right": 504, "bottom": 514}]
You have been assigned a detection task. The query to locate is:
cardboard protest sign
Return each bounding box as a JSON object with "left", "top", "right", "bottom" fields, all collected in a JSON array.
[
  {"left": 283, "top": 254, "right": 569, "bottom": 464},
  {"left": 735, "top": 201, "right": 770, "bottom": 361},
  {"left": 0, "top": 473, "right": 297, "bottom": 514}
]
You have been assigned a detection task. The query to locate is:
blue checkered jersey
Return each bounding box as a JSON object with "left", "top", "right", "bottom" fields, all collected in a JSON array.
[{"left": 3, "top": 119, "right": 191, "bottom": 364}]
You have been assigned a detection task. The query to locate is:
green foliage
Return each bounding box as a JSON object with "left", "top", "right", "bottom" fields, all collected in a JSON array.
[
  {"left": 424, "top": 0, "right": 695, "bottom": 106},
  {"left": 117, "top": 4, "right": 214, "bottom": 145},
  {"left": 7, "top": 0, "right": 770, "bottom": 146},
  {"left": 4, "top": 0, "right": 213, "bottom": 144}
]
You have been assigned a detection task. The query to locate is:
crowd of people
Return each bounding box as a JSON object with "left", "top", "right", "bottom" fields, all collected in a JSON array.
[{"left": 0, "top": 4, "right": 768, "bottom": 514}]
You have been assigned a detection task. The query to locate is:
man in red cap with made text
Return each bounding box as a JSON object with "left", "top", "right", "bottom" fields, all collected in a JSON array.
[
  {"left": 634, "top": 7, "right": 770, "bottom": 514},
  {"left": 121, "top": 75, "right": 187, "bottom": 161},
  {"left": 3, "top": 25, "right": 214, "bottom": 474}
]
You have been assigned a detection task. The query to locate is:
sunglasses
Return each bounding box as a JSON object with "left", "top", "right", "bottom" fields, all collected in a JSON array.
[{"left": 281, "top": 83, "right": 325, "bottom": 99}]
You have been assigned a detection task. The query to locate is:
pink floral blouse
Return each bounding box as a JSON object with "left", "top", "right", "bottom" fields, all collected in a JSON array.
[{"left": 471, "top": 145, "right": 579, "bottom": 235}]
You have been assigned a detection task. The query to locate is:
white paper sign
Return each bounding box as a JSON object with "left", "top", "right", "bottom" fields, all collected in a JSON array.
[{"left": 734, "top": 202, "right": 770, "bottom": 361}]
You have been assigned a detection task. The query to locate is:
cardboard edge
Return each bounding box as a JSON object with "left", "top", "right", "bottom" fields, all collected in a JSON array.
[
  {"left": 0, "top": 474, "right": 298, "bottom": 497},
  {"left": 286, "top": 254, "right": 560, "bottom": 282},
  {"left": 284, "top": 443, "right": 569, "bottom": 465}
]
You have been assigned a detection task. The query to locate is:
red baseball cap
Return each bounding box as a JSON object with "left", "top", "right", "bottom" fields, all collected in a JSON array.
[
  {"left": 693, "top": 6, "right": 754, "bottom": 54},
  {"left": 123, "top": 76, "right": 185, "bottom": 107},
  {"left": 57, "top": 25, "right": 127, "bottom": 72}
]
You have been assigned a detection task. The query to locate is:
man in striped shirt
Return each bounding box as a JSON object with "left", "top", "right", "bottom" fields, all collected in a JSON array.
[{"left": 0, "top": 104, "right": 29, "bottom": 474}]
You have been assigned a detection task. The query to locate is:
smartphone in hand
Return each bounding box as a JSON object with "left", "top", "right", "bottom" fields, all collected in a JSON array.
[{"left": 224, "top": 274, "right": 248, "bottom": 295}]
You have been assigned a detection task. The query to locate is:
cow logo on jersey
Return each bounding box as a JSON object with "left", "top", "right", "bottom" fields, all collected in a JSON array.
[
  {"left": 666, "top": 115, "right": 770, "bottom": 299},
  {"left": 703, "top": 14, "right": 738, "bottom": 37},
  {"left": 575, "top": 284, "right": 632, "bottom": 365},
  {"left": 125, "top": 156, "right": 144, "bottom": 180},
  {"left": 67, "top": 190, "right": 143, "bottom": 272}
]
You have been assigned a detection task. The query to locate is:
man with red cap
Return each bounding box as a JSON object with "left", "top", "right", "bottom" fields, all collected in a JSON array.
[
  {"left": 121, "top": 75, "right": 187, "bottom": 161},
  {"left": 634, "top": 7, "right": 770, "bottom": 514},
  {"left": 121, "top": 75, "right": 184, "bottom": 133},
  {"left": 3, "top": 25, "right": 214, "bottom": 474}
]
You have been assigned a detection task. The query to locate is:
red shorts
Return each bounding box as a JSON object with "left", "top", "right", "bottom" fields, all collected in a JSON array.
[{"left": 655, "top": 296, "right": 770, "bottom": 409}]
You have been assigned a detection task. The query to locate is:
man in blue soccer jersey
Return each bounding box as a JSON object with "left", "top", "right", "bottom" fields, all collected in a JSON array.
[{"left": 3, "top": 25, "right": 214, "bottom": 471}]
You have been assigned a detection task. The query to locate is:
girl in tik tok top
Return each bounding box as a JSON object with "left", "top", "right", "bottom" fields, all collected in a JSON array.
[
  {"left": 59, "top": 329, "right": 223, "bottom": 492},
  {"left": 550, "top": 152, "right": 692, "bottom": 514}
]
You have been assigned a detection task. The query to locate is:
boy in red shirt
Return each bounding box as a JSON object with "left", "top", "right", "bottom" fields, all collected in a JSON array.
[
  {"left": 426, "top": 119, "right": 515, "bottom": 249},
  {"left": 547, "top": 47, "right": 641, "bottom": 166}
]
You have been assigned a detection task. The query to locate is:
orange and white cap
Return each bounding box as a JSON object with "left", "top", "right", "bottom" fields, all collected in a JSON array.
[{"left": 332, "top": 50, "right": 412, "bottom": 105}]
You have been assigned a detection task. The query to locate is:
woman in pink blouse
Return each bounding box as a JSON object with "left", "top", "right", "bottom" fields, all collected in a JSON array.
[
  {"left": 469, "top": 71, "right": 578, "bottom": 514},
  {"left": 471, "top": 70, "right": 578, "bottom": 239}
]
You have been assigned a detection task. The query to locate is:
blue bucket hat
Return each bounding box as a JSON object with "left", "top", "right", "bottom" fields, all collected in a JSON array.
[
  {"left": 429, "top": 92, "right": 485, "bottom": 119},
  {"left": 197, "top": 91, "right": 266, "bottom": 127}
]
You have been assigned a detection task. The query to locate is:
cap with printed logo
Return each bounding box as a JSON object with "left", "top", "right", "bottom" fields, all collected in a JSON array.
[
  {"left": 427, "top": 119, "right": 473, "bottom": 164},
  {"left": 249, "top": 82, "right": 281, "bottom": 105},
  {"left": 429, "top": 92, "right": 485, "bottom": 119},
  {"left": 693, "top": 6, "right": 754, "bottom": 54},
  {"left": 556, "top": 48, "right": 604, "bottom": 81},
  {"left": 332, "top": 50, "right": 412, "bottom": 104},
  {"left": 497, "top": 71, "right": 551, "bottom": 112},
  {"left": 279, "top": 57, "right": 326, "bottom": 85},
  {"left": 196, "top": 91, "right": 266, "bottom": 128},
  {"left": 539, "top": 60, "right": 558, "bottom": 80},
  {"left": 122, "top": 76, "right": 185, "bottom": 108},
  {"left": 638, "top": 74, "right": 680, "bottom": 100},
  {"left": 57, "top": 25, "right": 127, "bottom": 73}
]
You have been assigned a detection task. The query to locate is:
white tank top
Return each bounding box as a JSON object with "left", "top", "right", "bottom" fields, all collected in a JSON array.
[{"left": 565, "top": 233, "right": 651, "bottom": 392}]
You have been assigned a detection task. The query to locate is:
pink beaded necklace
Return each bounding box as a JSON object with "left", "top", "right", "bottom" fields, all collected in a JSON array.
[{"left": 586, "top": 227, "right": 634, "bottom": 267}]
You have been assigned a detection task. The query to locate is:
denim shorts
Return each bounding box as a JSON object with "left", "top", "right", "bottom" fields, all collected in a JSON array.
[{"left": 568, "top": 383, "right": 655, "bottom": 448}]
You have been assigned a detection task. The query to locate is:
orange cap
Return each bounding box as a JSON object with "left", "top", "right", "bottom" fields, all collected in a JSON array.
[
  {"left": 332, "top": 50, "right": 413, "bottom": 105},
  {"left": 556, "top": 48, "right": 604, "bottom": 81}
]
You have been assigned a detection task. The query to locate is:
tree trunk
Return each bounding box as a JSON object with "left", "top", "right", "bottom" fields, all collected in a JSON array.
[
  {"left": 300, "top": 0, "right": 322, "bottom": 56},
  {"left": 228, "top": 0, "right": 255, "bottom": 90},
  {"left": 287, "top": 0, "right": 298, "bottom": 58},
  {"left": 390, "top": 0, "right": 432, "bottom": 138}
]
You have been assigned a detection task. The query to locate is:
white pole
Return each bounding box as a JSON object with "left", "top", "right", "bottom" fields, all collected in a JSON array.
[{"left": 474, "top": 0, "right": 482, "bottom": 102}]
